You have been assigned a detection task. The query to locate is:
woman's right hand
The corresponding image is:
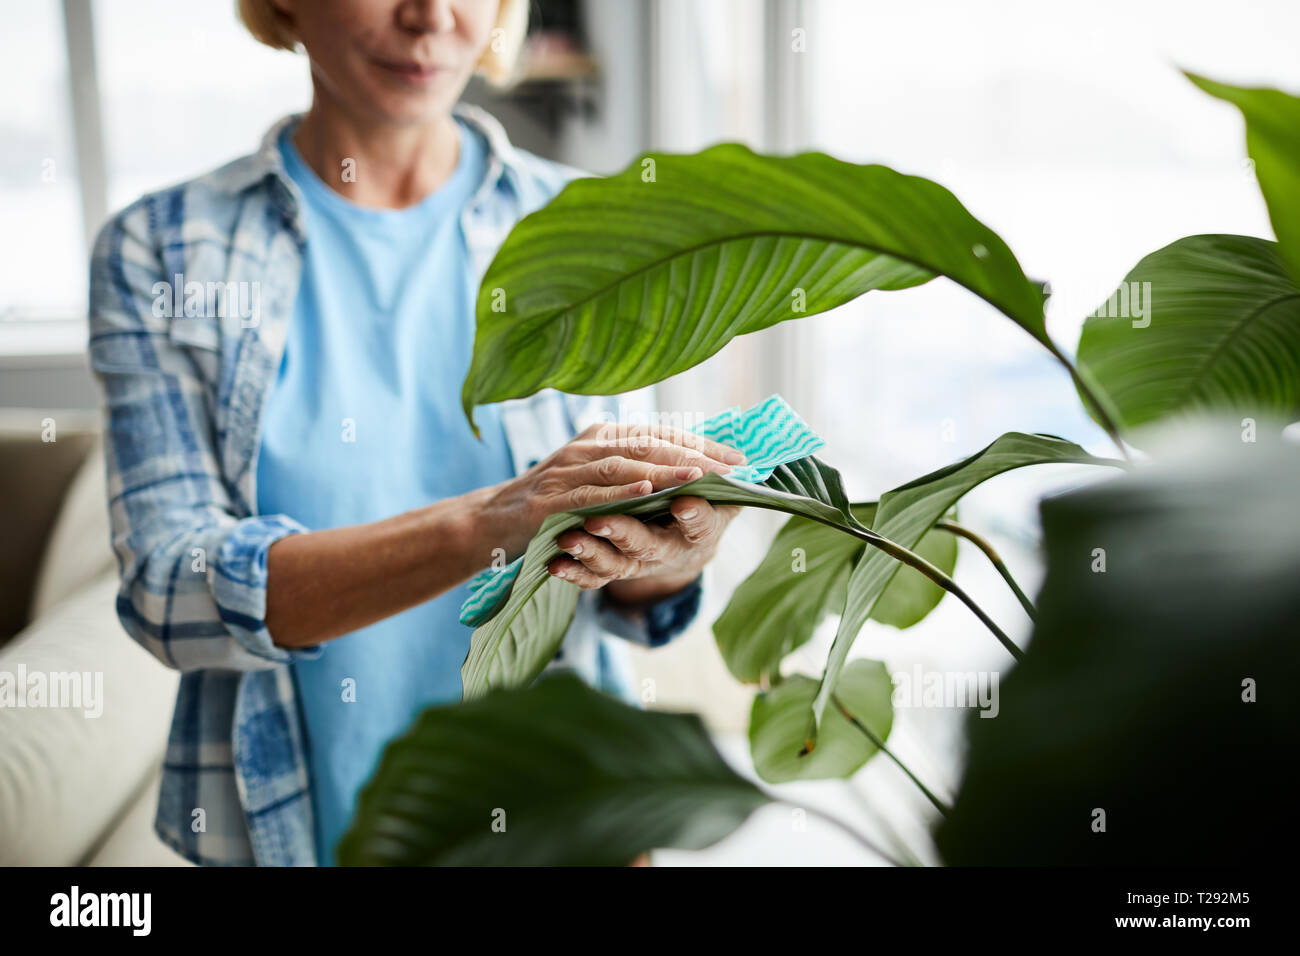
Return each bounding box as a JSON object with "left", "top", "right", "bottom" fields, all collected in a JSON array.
[{"left": 477, "top": 423, "right": 747, "bottom": 559}]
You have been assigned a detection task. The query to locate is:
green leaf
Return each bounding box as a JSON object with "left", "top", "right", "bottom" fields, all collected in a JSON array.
[
  {"left": 870, "top": 513, "right": 959, "bottom": 629},
  {"left": 1076, "top": 234, "right": 1300, "bottom": 431},
  {"left": 338, "top": 675, "right": 769, "bottom": 865},
  {"left": 713, "top": 503, "right": 956, "bottom": 683},
  {"left": 462, "top": 457, "right": 869, "bottom": 700},
  {"left": 937, "top": 424, "right": 1300, "bottom": 864},
  {"left": 462, "top": 145, "right": 1048, "bottom": 426},
  {"left": 810, "top": 434, "right": 1118, "bottom": 737},
  {"left": 749, "top": 660, "right": 894, "bottom": 783},
  {"left": 1187, "top": 72, "right": 1300, "bottom": 284}
]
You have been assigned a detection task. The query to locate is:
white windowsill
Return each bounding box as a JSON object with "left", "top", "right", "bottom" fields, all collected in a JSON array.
[{"left": 0, "top": 317, "right": 90, "bottom": 366}]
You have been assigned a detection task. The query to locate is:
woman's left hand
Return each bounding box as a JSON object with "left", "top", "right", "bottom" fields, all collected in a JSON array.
[{"left": 549, "top": 496, "right": 739, "bottom": 605}]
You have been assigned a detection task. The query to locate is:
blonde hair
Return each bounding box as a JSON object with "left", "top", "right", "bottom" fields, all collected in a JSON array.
[{"left": 238, "top": 0, "right": 529, "bottom": 86}]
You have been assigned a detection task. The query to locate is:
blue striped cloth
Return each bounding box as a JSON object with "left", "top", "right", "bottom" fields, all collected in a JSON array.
[
  {"left": 459, "top": 393, "right": 823, "bottom": 626},
  {"left": 693, "top": 393, "right": 825, "bottom": 482}
]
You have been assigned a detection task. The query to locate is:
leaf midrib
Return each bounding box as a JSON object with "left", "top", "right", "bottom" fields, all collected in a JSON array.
[
  {"left": 484, "top": 228, "right": 1000, "bottom": 345},
  {"left": 1174, "top": 290, "right": 1300, "bottom": 407}
]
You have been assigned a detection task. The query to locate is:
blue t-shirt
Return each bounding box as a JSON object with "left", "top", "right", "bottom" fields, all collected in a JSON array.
[{"left": 257, "top": 119, "right": 515, "bottom": 865}]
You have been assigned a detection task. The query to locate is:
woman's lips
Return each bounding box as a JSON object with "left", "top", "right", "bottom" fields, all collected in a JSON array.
[{"left": 370, "top": 57, "right": 448, "bottom": 84}]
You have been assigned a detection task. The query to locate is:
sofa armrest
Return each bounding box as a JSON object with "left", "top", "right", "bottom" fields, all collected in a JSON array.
[{"left": 0, "top": 572, "right": 178, "bottom": 865}]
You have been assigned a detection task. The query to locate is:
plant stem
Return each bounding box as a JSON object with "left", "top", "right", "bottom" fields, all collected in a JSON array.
[
  {"left": 774, "top": 799, "right": 907, "bottom": 867},
  {"left": 935, "top": 519, "right": 1038, "bottom": 623},
  {"left": 832, "top": 695, "right": 952, "bottom": 818},
  {"left": 1046, "top": 341, "right": 1132, "bottom": 462},
  {"left": 841, "top": 523, "right": 1025, "bottom": 664}
]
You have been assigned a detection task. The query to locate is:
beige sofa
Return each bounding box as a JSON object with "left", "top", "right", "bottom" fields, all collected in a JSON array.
[{"left": 0, "top": 411, "right": 189, "bottom": 866}]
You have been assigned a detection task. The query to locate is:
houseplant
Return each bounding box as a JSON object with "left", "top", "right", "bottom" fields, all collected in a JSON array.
[{"left": 338, "top": 72, "right": 1300, "bottom": 865}]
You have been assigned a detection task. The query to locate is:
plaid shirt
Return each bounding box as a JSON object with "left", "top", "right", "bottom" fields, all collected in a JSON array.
[{"left": 88, "top": 107, "right": 702, "bottom": 866}]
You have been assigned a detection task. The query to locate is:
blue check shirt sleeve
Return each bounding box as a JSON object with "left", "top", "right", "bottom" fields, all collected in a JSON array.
[
  {"left": 90, "top": 201, "right": 322, "bottom": 672},
  {"left": 595, "top": 575, "right": 703, "bottom": 648}
]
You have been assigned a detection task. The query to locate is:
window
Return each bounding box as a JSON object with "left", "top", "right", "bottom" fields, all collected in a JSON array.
[
  {"left": 93, "top": 0, "right": 311, "bottom": 214},
  {"left": 801, "top": 0, "right": 1300, "bottom": 496},
  {"left": 0, "top": 0, "right": 311, "bottom": 339},
  {"left": 0, "top": 3, "right": 83, "bottom": 321}
]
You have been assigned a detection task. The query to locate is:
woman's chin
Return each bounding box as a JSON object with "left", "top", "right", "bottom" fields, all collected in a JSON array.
[{"left": 364, "top": 87, "right": 464, "bottom": 127}]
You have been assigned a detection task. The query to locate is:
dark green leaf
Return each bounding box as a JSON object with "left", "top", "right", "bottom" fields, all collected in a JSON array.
[
  {"left": 937, "top": 423, "right": 1300, "bottom": 864},
  {"left": 339, "top": 675, "right": 768, "bottom": 865}
]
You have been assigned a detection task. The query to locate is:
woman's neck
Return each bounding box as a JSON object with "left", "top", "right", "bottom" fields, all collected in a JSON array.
[{"left": 292, "top": 88, "right": 461, "bottom": 210}]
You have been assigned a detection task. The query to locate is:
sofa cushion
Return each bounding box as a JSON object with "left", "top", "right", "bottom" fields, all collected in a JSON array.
[
  {"left": 31, "top": 438, "right": 116, "bottom": 620},
  {"left": 85, "top": 766, "right": 193, "bottom": 867},
  {"left": 0, "top": 572, "right": 178, "bottom": 865}
]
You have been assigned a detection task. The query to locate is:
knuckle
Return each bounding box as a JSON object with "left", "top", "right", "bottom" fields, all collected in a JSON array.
[
  {"left": 595, "top": 456, "right": 628, "bottom": 482},
  {"left": 623, "top": 540, "right": 656, "bottom": 562},
  {"left": 560, "top": 440, "right": 592, "bottom": 463},
  {"left": 682, "top": 523, "right": 711, "bottom": 544}
]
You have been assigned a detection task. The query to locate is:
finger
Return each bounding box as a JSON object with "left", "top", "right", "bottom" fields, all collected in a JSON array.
[
  {"left": 574, "top": 456, "right": 705, "bottom": 492},
  {"left": 548, "top": 556, "right": 612, "bottom": 590},
  {"left": 584, "top": 513, "right": 667, "bottom": 563},
  {"left": 561, "top": 479, "right": 653, "bottom": 510},
  {"left": 556, "top": 532, "right": 639, "bottom": 579},
  {"left": 586, "top": 422, "right": 746, "bottom": 467},
  {"left": 669, "top": 496, "right": 723, "bottom": 544},
  {"left": 569, "top": 436, "right": 733, "bottom": 475}
]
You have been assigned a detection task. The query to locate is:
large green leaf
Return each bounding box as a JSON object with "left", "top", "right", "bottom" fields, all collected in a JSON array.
[
  {"left": 462, "top": 145, "right": 1048, "bottom": 427},
  {"left": 462, "top": 457, "right": 871, "bottom": 699},
  {"left": 713, "top": 503, "right": 956, "bottom": 683},
  {"left": 810, "top": 434, "right": 1119, "bottom": 737},
  {"left": 937, "top": 423, "right": 1300, "bottom": 864},
  {"left": 338, "top": 674, "right": 768, "bottom": 865},
  {"left": 1188, "top": 72, "right": 1300, "bottom": 284},
  {"left": 750, "top": 660, "right": 894, "bottom": 783},
  {"left": 1076, "top": 234, "right": 1300, "bottom": 431}
]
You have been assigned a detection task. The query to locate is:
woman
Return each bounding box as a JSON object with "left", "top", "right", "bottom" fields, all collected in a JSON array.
[{"left": 88, "top": 0, "right": 740, "bottom": 867}]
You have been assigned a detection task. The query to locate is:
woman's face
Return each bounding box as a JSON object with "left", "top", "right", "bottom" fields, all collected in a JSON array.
[{"left": 276, "top": 0, "right": 502, "bottom": 125}]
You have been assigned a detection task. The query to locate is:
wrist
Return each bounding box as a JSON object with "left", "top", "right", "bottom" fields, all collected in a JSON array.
[
  {"left": 605, "top": 566, "right": 702, "bottom": 607},
  {"left": 461, "top": 478, "right": 534, "bottom": 565}
]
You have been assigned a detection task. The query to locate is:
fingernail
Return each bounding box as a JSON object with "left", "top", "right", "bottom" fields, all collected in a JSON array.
[
  {"left": 678, "top": 507, "right": 698, "bottom": 520},
  {"left": 591, "top": 525, "right": 611, "bottom": 536},
  {"left": 566, "top": 543, "right": 583, "bottom": 556},
  {"left": 724, "top": 448, "right": 746, "bottom": 464},
  {"left": 676, "top": 466, "right": 703, "bottom": 480}
]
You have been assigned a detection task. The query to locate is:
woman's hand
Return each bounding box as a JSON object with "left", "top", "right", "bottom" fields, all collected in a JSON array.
[
  {"left": 550, "top": 496, "right": 741, "bottom": 605},
  {"left": 477, "top": 423, "right": 745, "bottom": 560}
]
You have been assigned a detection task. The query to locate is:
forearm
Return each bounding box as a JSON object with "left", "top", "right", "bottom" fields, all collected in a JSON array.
[{"left": 265, "top": 484, "right": 503, "bottom": 648}]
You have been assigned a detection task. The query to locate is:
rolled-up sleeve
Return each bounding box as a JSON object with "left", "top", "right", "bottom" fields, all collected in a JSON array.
[{"left": 89, "top": 200, "right": 320, "bottom": 672}]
